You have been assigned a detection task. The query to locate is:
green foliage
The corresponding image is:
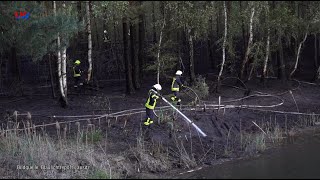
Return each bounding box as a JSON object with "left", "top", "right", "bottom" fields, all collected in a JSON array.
[
  {"left": 0, "top": 1, "right": 82, "bottom": 61},
  {"left": 166, "top": 1, "right": 212, "bottom": 40},
  {"left": 92, "top": 1, "right": 128, "bottom": 24},
  {"left": 191, "top": 75, "right": 209, "bottom": 99},
  {"left": 145, "top": 40, "right": 179, "bottom": 75}
]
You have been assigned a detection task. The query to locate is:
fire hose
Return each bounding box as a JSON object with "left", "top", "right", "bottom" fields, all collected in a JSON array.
[{"left": 151, "top": 89, "right": 207, "bottom": 137}]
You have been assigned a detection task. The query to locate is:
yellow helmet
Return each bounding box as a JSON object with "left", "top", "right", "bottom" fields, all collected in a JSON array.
[{"left": 74, "top": 60, "right": 81, "bottom": 65}]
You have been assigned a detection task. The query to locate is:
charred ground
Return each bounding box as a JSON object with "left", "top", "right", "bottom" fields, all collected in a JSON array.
[{"left": 0, "top": 76, "right": 319, "bottom": 178}]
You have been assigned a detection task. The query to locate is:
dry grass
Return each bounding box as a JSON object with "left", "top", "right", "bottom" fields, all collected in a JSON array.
[
  {"left": 127, "top": 128, "right": 171, "bottom": 173},
  {"left": 0, "top": 127, "right": 124, "bottom": 179}
]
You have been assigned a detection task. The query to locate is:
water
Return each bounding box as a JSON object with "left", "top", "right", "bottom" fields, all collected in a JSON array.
[{"left": 177, "top": 130, "right": 320, "bottom": 179}]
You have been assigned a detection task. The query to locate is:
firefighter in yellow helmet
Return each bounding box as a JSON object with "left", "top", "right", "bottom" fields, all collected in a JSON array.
[
  {"left": 73, "top": 60, "right": 82, "bottom": 89},
  {"left": 144, "top": 84, "right": 162, "bottom": 126},
  {"left": 171, "top": 70, "right": 184, "bottom": 105}
]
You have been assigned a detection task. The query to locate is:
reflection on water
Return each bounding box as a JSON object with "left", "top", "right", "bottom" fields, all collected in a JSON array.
[{"left": 178, "top": 131, "right": 320, "bottom": 179}]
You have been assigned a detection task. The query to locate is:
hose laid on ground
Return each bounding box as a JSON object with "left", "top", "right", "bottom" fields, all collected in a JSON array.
[
  {"left": 151, "top": 89, "right": 207, "bottom": 137},
  {"left": 3, "top": 77, "right": 318, "bottom": 134}
]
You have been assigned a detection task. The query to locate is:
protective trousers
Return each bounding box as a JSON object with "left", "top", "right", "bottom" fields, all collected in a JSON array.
[
  {"left": 171, "top": 91, "right": 181, "bottom": 105},
  {"left": 144, "top": 108, "right": 157, "bottom": 126}
]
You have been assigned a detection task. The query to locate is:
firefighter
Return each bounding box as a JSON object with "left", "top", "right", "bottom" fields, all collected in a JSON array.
[
  {"left": 171, "top": 70, "right": 184, "bottom": 105},
  {"left": 73, "top": 60, "right": 82, "bottom": 89},
  {"left": 144, "top": 84, "right": 162, "bottom": 126}
]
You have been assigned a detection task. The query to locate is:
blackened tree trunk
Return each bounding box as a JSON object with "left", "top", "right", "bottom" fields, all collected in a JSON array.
[
  {"left": 130, "top": 21, "right": 140, "bottom": 89},
  {"left": 77, "top": 1, "right": 83, "bottom": 58},
  {"left": 0, "top": 52, "right": 2, "bottom": 89},
  {"left": 315, "top": 33, "right": 318, "bottom": 75},
  {"left": 187, "top": 27, "right": 195, "bottom": 84},
  {"left": 49, "top": 54, "right": 56, "bottom": 98},
  {"left": 113, "top": 17, "right": 121, "bottom": 80},
  {"left": 10, "top": 46, "right": 20, "bottom": 83},
  {"left": 156, "top": 19, "right": 165, "bottom": 84},
  {"left": 138, "top": 1, "right": 145, "bottom": 80},
  {"left": 152, "top": 1, "right": 156, "bottom": 44},
  {"left": 208, "top": 16, "right": 215, "bottom": 71},
  {"left": 277, "top": 34, "right": 286, "bottom": 82},
  {"left": 216, "top": 3, "right": 220, "bottom": 39},
  {"left": 123, "top": 17, "right": 135, "bottom": 94}
]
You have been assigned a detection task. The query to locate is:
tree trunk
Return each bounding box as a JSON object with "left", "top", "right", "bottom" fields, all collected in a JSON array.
[
  {"left": 62, "top": 1, "right": 67, "bottom": 95},
  {"left": 261, "top": 1, "right": 270, "bottom": 84},
  {"left": 187, "top": 27, "right": 195, "bottom": 84},
  {"left": 208, "top": 16, "right": 214, "bottom": 70},
  {"left": 130, "top": 21, "right": 140, "bottom": 89},
  {"left": 239, "top": 1, "right": 246, "bottom": 78},
  {"left": 77, "top": 1, "right": 83, "bottom": 58},
  {"left": 277, "top": 34, "right": 286, "bottom": 81},
  {"left": 156, "top": 19, "right": 165, "bottom": 84},
  {"left": 61, "top": 48, "right": 67, "bottom": 95},
  {"left": 123, "top": 17, "right": 135, "bottom": 94},
  {"left": 9, "top": 46, "right": 20, "bottom": 83},
  {"left": 54, "top": 1, "right": 67, "bottom": 107},
  {"left": 315, "top": 33, "right": 318, "bottom": 72},
  {"left": 289, "top": 29, "right": 308, "bottom": 79},
  {"left": 113, "top": 18, "right": 121, "bottom": 80},
  {"left": 152, "top": 1, "right": 157, "bottom": 44},
  {"left": 94, "top": 14, "right": 101, "bottom": 52},
  {"left": 49, "top": 54, "right": 56, "bottom": 98},
  {"left": 316, "top": 65, "right": 320, "bottom": 83},
  {"left": 261, "top": 26, "right": 270, "bottom": 83},
  {"left": 0, "top": 52, "right": 2, "bottom": 89},
  {"left": 217, "top": 1, "right": 227, "bottom": 91},
  {"left": 86, "top": 1, "right": 92, "bottom": 83},
  {"left": 138, "top": 1, "right": 146, "bottom": 80},
  {"left": 216, "top": 3, "right": 220, "bottom": 38},
  {"left": 240, "top": 5, "right": 255, "bottom": 80}
]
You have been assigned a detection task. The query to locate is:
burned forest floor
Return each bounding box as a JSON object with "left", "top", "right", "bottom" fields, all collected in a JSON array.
[{"left": 0, "top": 76, "right": 320, "bottom": 179}]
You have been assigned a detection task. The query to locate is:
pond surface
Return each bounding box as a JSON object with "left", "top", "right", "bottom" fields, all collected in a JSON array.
[{"left": 176, "top": 129, "right": 320, "bottom": 179}]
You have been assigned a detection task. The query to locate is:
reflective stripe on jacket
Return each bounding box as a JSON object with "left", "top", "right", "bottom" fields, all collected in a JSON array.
[
  {"left": 73, "top": 66, "right": 81, "bottom": 77},
  {"left": 171, "top": 76, "right": 182, "bottom": 92},
  {"left": 145, "top": 89, "right": 159, "bottom": 110}
]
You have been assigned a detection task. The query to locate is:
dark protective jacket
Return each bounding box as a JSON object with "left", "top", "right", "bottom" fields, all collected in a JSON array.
[
  {"left": 145, "top": 87, "right": 160, "bottom": 110},
  {"left": 171, "top": 75, "right": 183, "bottom": 92},
  {"left": 73, "top": 65, "right": 81, "bottom": 77}
]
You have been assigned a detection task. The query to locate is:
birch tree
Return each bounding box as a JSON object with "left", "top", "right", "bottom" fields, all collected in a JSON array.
[
  {"left": 86, "top": 1, "right": 93, "bottom": 83},
  {"left": 62, "top": 1, "right": 67, "bottom": 95},
  {"left": 54, "top": 1, "right": 67, "bottom": 107},
  {"left": 261, "top": 1, "right": 270, "bottom": 84},
  {"left": 240, "top": 3, "right": 255, "bottom": 80},
  {"left": 217, "top": 1, "right": 227, "bottom": 90},
  {"left": 156, "top": 19, "right": 165, "bottom": 84},
  {"left": 289, "top": 27, "right": 308, "bottom": 79}
]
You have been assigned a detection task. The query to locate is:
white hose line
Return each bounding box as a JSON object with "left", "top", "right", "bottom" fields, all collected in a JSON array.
[{"left": 151, "top": 89, "right": 207, "bottom": 137}]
